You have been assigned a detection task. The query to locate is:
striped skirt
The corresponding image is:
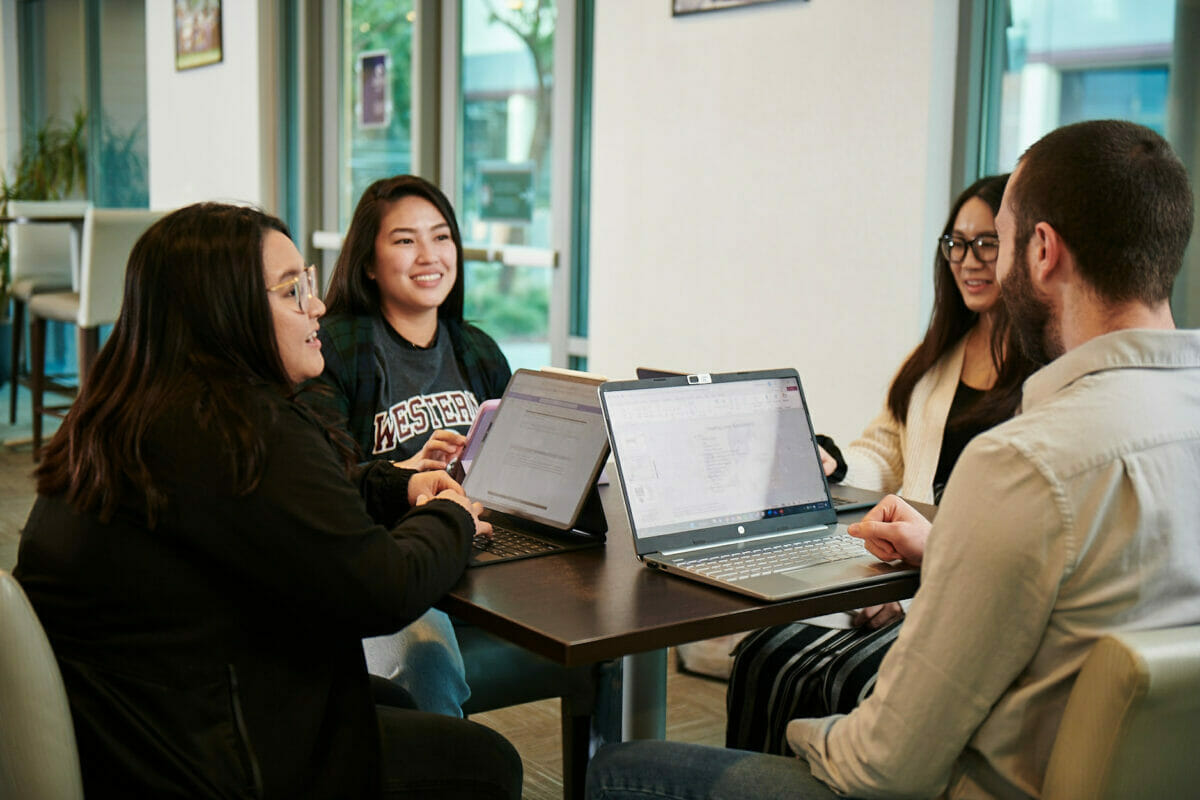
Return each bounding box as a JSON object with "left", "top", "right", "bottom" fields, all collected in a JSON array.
[{"left": 725, "top": 619, "right": 903, "bottom": 755}]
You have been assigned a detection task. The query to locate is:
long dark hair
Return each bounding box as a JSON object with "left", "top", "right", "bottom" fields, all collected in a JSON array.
[
  {"left": 886, "top": 174, "right": 1035, "bottom": 427},
  {"left": 35, "top": 203, "right": 297, "bottom": 524},
  {"left": 324, "top": 174, "right": 466, "bottom": 321}
]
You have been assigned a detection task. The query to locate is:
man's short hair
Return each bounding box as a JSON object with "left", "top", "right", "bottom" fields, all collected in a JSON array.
[{"left": 1011, "top": 119, "right": 1193, "bottom": 305}]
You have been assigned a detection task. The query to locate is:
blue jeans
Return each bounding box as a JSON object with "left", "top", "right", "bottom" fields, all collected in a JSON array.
[
  {"left": 363, "top": 608, "right": 471, "bottom": 718},
  {"left": 585, "top": 741, "right": 846, "bottom": 800}
]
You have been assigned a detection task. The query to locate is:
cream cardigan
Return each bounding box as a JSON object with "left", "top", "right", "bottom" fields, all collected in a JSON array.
[{"left": 841, "top": 337, "right": 967, "bottom": 505}]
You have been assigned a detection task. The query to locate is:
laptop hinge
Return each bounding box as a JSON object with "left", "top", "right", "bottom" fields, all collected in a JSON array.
[{"left": 658, "top": 524, "right": 831, "bottom": 557}]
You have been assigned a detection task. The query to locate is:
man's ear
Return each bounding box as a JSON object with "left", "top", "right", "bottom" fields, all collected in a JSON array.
[{"left": 1030, "top": 221, "right": 1069, "bottom": 289}]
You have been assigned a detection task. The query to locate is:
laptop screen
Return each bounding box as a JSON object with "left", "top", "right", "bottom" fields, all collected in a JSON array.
[
  {"left": 601, "top": 373, "right": 831, "bottom": 541},
  {"left": 462, "top": 369, "right": 609, "bottom": 528}
]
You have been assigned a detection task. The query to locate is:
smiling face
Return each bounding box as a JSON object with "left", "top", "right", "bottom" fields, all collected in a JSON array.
[
  {"left": 368, "top": 195, "right": 458, "bottom": 324},
  {"left": 948, "top": 196, "right": 1002, "bottom": 315},
  {"left": 264, "top": 230, "right": 325, "bottom": 384}
]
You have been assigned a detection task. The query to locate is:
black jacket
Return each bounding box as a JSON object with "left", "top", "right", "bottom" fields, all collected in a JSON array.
[{"left": 15, "top": 391, "right": 474, "bottom": 798}]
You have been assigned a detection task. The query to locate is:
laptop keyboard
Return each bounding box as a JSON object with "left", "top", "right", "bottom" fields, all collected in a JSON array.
[
  {"left": 678, "top": 533, "right": 865, "bottom": 580},
  {"left": 472, "top": 524, "right": 561, "bottom": 559}
]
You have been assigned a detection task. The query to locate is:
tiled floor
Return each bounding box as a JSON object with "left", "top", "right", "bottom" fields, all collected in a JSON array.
[{"left": 0, "top": 381, "right": 729, "bottom": 800}]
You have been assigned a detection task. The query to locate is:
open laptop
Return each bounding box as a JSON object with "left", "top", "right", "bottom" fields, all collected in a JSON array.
[
  {"left": 634, "top": 367, "right": 886, "bottom": 513},
  {"left": 599, "top": 369, "right": 915, "bottom": 601},
  {"left": 462, "top": 368, "right": 610, "bottom": 566}
]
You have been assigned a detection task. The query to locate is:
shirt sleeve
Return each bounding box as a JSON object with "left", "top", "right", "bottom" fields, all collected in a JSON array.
[
  {"left": 787, "top": 433, "right": 1066, "bottom": 798},
  {"left": 352, "top": 460, "right": 415, "bottom": 528}
]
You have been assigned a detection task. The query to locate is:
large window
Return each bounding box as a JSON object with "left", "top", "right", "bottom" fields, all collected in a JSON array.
[
  {"left": 967, "top": 0, "right": 1198, "bottom": 326},
  {"left": 339, "top": 0, "right": 415, "bottom": 229},
  {"left": 982, "top": 0, "right": 1175, "bottom": 174},
  {"left": 10, "top": 0, "right": 148, "bottom": 380},
  {"left": 323, "top": 0, "right": 589, "bottom": 370},
  {"left": 458, "top": 0, "right": 558, "bottom": 371}
]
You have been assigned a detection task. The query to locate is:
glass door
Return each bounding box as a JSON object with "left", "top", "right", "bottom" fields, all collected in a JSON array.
[
  {"left": 338, "top": 0, "right": 416, "bottom": 229},
  {"left": 452, "top": 0, "right": 568, "bottom": 371},
  {"left": 316, "top": 0, "right": 585, "bottom": 367}
]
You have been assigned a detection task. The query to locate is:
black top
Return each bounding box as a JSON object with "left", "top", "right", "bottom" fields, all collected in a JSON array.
[
  {"left": 932, "top": 381, "right": 990, "bottom": 503},
  {"left": 14, "top": 389, "right": 475, "bottom": 799}
]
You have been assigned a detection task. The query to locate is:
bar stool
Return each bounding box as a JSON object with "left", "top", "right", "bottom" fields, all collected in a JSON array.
[
  {"left": 28, "top": 208, "right": 165, "bottom": 459},
  {"left": 5, "top": 200, "right": 88, "bottom": 424}
]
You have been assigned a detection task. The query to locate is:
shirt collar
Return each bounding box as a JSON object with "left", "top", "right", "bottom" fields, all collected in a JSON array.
[{"left": 1021, "top": 328, "right": 1200, "bottom": 411}]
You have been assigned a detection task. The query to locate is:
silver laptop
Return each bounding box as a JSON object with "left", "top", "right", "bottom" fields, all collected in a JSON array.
[
  {"left": 462, "top": 369, "right": 610, "bottom": 566},
  {"left": 634, "top": 367, "right": 887, "bottom": 514},
  {"left": 599, "top": 369, "right": 915, "bottom": 601}
]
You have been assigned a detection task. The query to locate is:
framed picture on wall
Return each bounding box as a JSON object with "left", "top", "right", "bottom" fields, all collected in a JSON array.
[
  {"left": 175, "top": 0, "right": 223, "bottom": 71},
  {"left": 672, "top": 0, "right": 801, "bottom": 15}
]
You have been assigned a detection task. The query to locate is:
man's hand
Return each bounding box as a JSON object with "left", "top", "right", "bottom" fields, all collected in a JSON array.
[
  {"left": 392, "top": 430, "right": 467, "bottom": 472},
  {"left": 818, "top": 445, "right": 838, "bottom": 477},
  {"left": 846, "top": 494, "right": 931, "bottom": 566}
]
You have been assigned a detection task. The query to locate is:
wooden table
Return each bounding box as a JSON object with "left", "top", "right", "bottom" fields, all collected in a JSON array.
[{"left": 438, "top": 482, "right": 925, "bottom": 796}]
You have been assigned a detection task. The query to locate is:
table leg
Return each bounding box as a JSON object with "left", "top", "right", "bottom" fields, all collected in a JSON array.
[{"left": 621, "top": 648, "right": 667, "bottom": 740}]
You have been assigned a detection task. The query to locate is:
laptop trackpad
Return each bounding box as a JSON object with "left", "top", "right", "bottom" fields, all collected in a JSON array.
[{"left": 780, "top": 558, "right": 907, "bottom": 587}]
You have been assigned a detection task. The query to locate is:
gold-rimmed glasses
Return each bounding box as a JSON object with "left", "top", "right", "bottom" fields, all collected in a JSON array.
[{"left": 267, "top": 265, "right": 318, "bottom": 313}]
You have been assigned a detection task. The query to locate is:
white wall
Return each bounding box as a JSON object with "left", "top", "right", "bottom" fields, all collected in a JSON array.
[
  {"left": 589, "top": 0, "right": 959, "bottom": 444},
  {"left": 145, "top": 1, "right": 275, "bottom": 209}
]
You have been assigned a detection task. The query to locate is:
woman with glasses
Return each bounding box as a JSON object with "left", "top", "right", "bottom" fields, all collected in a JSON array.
[
  {"left": 14, "top": 203, "right": 522, "bottom": 799},
  {"left": 823, "top": 172, "right": 1031, "bottom": 505},
  {"left": 298, "top": 176, "right": 512, "bottom": 719},
  {"left": 726, "top": 174, "right": 1039, "bottom": 756}
]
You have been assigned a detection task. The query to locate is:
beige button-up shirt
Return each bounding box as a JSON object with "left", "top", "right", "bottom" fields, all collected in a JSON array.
[{"left": 788, "top": 328, "right": 1200, "bottom": 799}]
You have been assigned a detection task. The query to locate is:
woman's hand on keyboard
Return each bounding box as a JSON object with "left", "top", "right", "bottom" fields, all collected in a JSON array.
[
  {"left": 406, "top": 469, "right": 464, "bottom": 505},
  {"left": 818, "top": 445, "right": 838, "bottom": 476},
  {"left": 846, "top": 494, "right": 931, "bottom": 566},
  {"left": 411, "top": 471, "right": 493, "bottom": 538}
]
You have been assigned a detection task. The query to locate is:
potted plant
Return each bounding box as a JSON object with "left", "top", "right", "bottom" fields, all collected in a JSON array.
[{"left": 0, "top": 109, "right": 87, "bottom": 387}]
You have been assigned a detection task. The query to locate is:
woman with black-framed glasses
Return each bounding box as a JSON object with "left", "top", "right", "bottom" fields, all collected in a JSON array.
[
  {"left": 725, "top": 174, "right": 1041, "bottom": 757},
  {"left": 14, "top": 202, "right": 522, "bottom": 799}
]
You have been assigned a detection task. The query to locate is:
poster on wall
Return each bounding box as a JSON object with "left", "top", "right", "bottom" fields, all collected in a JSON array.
[
  {"left": 357, "top": 51, "right": 393, "bottom": 130},
  {"left": 672, "top": 0, "right": 803, "bottom": 15},
  {"left": 175, "top": 0, "right": 223, "bottom": 70}
]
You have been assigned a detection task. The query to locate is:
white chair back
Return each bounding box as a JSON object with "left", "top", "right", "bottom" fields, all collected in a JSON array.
[
  {"left": 6, "top": 199, "right": 89, "bottom": 287},
  {"left": 78, "top": 208, "right": 166, "bottom": 328},
  {"left": 0, "top": 570, "right": 84, "bottom": 800}
]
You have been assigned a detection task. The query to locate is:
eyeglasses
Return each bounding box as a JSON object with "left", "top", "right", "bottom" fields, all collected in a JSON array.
[
  {"left": 267, "top": 265, "right": 318, "bottom": 313},
  {"left": 939, "top": 234, "right": 1000, "bottom": 264}
]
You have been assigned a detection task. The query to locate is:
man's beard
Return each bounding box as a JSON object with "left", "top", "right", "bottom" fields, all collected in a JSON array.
[{"left": 1001, "top": 243, "right": 1063, "bottom": 366}]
